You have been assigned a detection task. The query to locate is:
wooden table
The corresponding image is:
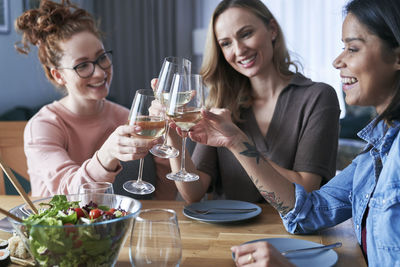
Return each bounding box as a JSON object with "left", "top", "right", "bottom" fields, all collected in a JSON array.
[{"left": 0, "top": 196, "right": 366, "bottom": 267}]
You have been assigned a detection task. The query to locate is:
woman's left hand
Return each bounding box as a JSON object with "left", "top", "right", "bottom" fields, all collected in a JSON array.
[{"left": 231, "top": 241, "right": 295, "bottom": 267}]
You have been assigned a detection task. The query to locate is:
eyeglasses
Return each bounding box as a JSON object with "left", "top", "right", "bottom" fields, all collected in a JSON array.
[{"left": 58, "top": 50, "right": 113, "bottom": 78}]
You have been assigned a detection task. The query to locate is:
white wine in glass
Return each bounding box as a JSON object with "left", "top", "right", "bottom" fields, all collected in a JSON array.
[
  {"left": 150, "top": 57, "right": 191, "bottom": 158},
  {"left": 166, "top": 74, "right": 204, "bottom": 182},
  {"left": 123, "top": 89, "right": 165, "bottom": 195}
]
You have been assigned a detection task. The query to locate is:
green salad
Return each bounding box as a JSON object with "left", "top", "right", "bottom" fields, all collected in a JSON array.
[{"left": 21, "top": 195, "right": 130, "bottom": 267}]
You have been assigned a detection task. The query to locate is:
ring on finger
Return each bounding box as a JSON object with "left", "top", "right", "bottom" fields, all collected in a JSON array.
[{"left": 247, "top": 253, "right": 255, "bottom": 263}]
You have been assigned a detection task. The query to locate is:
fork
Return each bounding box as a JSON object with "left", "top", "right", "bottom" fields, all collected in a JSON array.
[
  {"left": 281, "top": 242, "right": 342, "bottom": 256},
  {"left": 184, "top": 207, "right": 257, "bottom": 215}
]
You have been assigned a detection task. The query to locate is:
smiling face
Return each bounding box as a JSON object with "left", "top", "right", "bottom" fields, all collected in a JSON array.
[
  {"left": 214, "top": 7, "right": 277, "bottom": 79},
  {"left": 53, "top": 31, "right": 112, "bottom": 105},
  {"left": 333, "top": 13, "right": 399, "bottom": 114}
]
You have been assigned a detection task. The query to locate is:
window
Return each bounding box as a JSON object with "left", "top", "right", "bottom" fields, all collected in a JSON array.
[{"left": 0, "top": 0, "right": 9, "bottom": 34}]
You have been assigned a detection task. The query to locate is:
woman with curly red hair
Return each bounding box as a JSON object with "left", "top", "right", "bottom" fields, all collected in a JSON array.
[{"left": 15, "top": 0, "right": 160, "bottom": 196}]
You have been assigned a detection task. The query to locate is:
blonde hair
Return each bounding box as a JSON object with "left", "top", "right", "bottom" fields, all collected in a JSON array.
[
  {"left": 200, "top": 0, "right": 298, "bottom": 122},
  {"left": 14, "top": 0, "right": 102, "bottom": 90}
]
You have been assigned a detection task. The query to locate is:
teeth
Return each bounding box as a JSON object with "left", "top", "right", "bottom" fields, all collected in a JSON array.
[
  {"left": 341, "top": 77, "right": 358, "bottom": 84},
  {"left": 240, "top": 56, "right": 255, "bottom": 64},
  {"left": 90, "top": 80, "right": 105, "bottom": 87}
]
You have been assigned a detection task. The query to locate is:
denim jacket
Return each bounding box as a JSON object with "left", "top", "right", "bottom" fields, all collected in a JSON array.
[{"left": 282, "top": 119, "right": 400, "bottom": 266}]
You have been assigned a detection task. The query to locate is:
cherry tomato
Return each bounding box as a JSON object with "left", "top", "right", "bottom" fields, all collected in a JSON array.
[
  {"left": 89, "top": 209, "right": 102, "bottom": 219},
  {"left": 74, "top": 208, "right": 85, "bottom": 219},
  {"left": 105, "top": 211, "right": 113, "bottom": 216},
  {"left": 64, "top": 223, "right": 77, "bottom": 237},
  {"left": 105, "top": 208, "right": 116, "bottom": 216}
]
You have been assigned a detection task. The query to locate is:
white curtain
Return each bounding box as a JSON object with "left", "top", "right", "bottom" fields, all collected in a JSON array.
[{"left": 266, "top": 0, "right": 347, "bottom": 117}]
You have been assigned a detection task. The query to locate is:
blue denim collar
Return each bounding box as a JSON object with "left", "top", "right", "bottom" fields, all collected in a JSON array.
[{"left": 358, "top": 118, "right": 400, "bottom": 153}]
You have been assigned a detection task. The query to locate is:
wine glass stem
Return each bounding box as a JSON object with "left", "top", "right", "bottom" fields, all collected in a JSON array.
[
  {"left": 180, "top": 135, "right": 187, "bottom": 173},
  {"left": 162, "top": 122, "right": 170, "bottom": 146},
  {"left": 137, "top": 158, "right": 145, "bottom": 182}
]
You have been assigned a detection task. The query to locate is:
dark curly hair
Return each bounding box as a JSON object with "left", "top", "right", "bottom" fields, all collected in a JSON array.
[{"left": 14, "top": 0, "right": 102, "bottom": 88}]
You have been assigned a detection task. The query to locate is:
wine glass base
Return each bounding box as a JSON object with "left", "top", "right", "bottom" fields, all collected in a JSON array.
[
  {"left": 150, "top": 144, "right": 180, "bottom": 158},
  {"left": 166, "top": 171, "right": 199, "bottom": 182},
  {"left": 123, "top": 180, "right": 155, "bottom": 195}
]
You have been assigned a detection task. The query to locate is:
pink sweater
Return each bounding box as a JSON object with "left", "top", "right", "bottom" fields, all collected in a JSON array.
[{"left": 24, "top": 100, "right": 128, "bottom": 196}]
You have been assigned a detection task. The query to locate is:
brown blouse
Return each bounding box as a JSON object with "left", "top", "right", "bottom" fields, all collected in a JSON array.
[{"left": 193, "top": 73, "right": 340, "bottom": 203}]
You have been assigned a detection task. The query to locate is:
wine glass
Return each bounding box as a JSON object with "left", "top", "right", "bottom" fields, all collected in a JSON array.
[
  {"left": 130, "top": 209, "right": 182, "bottom": 267},
  {"left": 78, "top": 182, "right": 114, "bottom": 194},
  {"left": 149, "top": 57, "right": 191, "bottom": 159},
  {"left": 123, "top": 89, "right": 165, "bottom": 195},
  {"left": 166, "top": 74, "right": 204, "bottom": 182}
]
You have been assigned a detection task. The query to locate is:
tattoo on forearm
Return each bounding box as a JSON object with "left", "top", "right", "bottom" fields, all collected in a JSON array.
[
  {"left": 251, "top": 176, "right": 291, "bottom": 216},
  {"left": 239, "top": 142, "right": 265, "bottom": 164}
]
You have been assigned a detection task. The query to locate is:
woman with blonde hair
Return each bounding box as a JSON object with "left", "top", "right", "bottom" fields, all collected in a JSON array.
[{"left": 168, "top": 0, "right": 340, "bottom": 203}]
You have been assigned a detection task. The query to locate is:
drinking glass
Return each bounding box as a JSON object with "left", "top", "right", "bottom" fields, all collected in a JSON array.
[
  {"left": 123, "top": 89, "right": 165, "bottom": 195},
  {"left": 78, "top": 182, "right": 114, "bottom": 194},
  {"left": 166, "top": 74, "right": 204, "bottom": 182},
  {"left": 78, "top": 182, "right": 115, "bottom": 206},
  {"left": 130, "top": 209, "right": 182, "bottom": 267},
  {"left": 149, "top": 57, "right": 191, "bottom": 159}
]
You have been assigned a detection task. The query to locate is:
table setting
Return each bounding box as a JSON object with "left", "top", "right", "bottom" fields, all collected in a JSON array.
[
  {"left": 0, "top": 197, "right": 366, "bottom": 267},
  {"left": 0, "top": 129, "right": 367, "bottom": 267},
  {"left": 0, "top": 56, "right": 366, "bottom": 266}
]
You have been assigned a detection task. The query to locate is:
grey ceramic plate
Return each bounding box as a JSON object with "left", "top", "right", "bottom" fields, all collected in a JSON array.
[
  {"left": 233, "top": 238, "right": 338, "bottom": 267},
  {"left": 183, "top": 200, "right": 261, "bottom": 223},
  {"left": 0, "top": 217, "right": 13, "bottom": 233}
]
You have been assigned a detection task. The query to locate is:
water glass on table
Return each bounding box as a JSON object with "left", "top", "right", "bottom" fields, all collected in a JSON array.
[
  {"left": 78, "top": 182, "right": 114, "bottom": 205},
  {"left": 78, "top": 181, "right": 114, "bottom": 194},
  {"left": 130, "top": 209, "right": 182, "bottom": 267}
]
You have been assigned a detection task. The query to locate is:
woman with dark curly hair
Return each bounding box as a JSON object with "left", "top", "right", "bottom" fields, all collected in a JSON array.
[
  {"left": 188, "top": 0, "right": 400, "bottom": 265},
  {"left": 15, "top": 0, "right": 161, "bottom": 197}
]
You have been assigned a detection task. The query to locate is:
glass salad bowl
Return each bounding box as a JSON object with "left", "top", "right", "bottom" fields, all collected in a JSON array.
[{"left": 8, "top": 193, "right": 141, "bottom": 267}]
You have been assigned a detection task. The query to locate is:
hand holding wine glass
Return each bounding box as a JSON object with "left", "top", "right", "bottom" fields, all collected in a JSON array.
[
  {"left": 186, "top": 108, "right": 245, "bottom": 149},
  {"left": 166, "top": 74, "right": 204, "bottom": 182},
  {"left": 150, "top": 57, "right": 191, "bottom": 158},
  {"left": 123, "top": 89, "right": 165, "bottom": 195}
]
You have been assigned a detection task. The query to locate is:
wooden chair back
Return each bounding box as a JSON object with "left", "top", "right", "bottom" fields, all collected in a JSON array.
[{"left": 0, "top": 121, "right": 30, "bottom": 195}]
